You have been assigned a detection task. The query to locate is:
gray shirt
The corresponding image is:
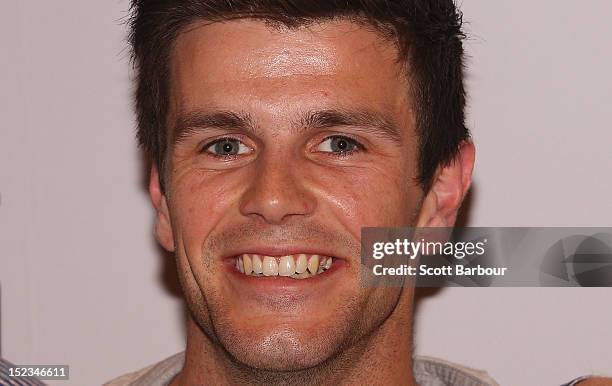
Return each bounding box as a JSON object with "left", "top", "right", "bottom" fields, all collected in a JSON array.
[{"left": 105, "top": 352, "right": 499, "bottom": 386}]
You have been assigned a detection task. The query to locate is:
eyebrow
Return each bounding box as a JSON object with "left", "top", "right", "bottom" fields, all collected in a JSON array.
[
  {"left": 299, "top": 109, "right": 402, "bottom": 143},
  {"left": 173, "top": 110, "right": 257, "bottom": 145},
  {"left": 172, "top": 108, "right": 403, "bottom": 145}
]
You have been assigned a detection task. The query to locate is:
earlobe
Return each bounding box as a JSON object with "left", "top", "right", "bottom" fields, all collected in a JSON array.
[
  {"left": 149, "top": 165, "right": 175, "bottom": 252},
  {"left": 416, "top": 142, "right": 475, "bottom": 227}
]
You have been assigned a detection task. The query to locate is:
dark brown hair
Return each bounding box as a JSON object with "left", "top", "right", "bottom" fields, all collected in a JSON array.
[{"left": 128, "top": 0, "right": 469, "bottom": 191}]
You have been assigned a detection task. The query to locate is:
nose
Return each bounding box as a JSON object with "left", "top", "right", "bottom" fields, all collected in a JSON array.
[{"left": 239, "top": 153, "right": 316, "bottom": 225}]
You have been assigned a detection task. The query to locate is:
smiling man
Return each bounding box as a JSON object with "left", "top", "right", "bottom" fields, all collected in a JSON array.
[{"left": 107, "top": 1, "right": 490, "bottom": 385}]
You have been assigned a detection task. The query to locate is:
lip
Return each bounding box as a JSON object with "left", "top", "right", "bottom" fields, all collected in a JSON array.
[
  {"left": 220, "top": 245, "right": 347, "bottom": 262},
  {"left": 225, "top": 257, "right": 347, "bottom": 299}
]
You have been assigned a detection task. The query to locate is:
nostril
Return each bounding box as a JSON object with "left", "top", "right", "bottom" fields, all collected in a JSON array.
[{"left": 238, "top": 165, "right": 316, "bottom": 224}]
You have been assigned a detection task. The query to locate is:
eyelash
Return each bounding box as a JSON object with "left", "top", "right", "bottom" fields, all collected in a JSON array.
[{"left": 200, "top": 135, "right": 365, "bottom": 159}]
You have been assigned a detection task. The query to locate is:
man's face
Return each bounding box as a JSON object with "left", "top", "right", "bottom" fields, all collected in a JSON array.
[{"left": 161, "top": 19, "right": 423, "bottom": 370}]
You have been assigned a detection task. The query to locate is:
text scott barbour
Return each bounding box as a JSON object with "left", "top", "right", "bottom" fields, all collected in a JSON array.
[{"left": 369, "top": 238, "right": 508, "bottom": 277}]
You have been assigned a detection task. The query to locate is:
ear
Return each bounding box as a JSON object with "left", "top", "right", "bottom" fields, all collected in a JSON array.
[
  {"left": 149, "top": 165, "right": 175, "bottom": 252},
  {"left": 416, "top": 142, "right": 475, "bottom": 227}
]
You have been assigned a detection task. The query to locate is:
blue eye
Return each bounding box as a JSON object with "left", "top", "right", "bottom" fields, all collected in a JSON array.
[
  {"left": 205, "top": 138, "right": 251, "bottom": 157},
  {"left": 317, "top": 136, "right": 362, "bottom": 154}
]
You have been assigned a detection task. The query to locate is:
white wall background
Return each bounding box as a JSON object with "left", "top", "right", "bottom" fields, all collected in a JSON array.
[{"left": 1, "top": 1, "right": 611, "bottom": 385}]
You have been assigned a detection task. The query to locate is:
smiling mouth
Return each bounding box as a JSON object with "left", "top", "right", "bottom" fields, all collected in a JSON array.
[{"left": 235, "top": 254, "right": 333, "bottom": 279}]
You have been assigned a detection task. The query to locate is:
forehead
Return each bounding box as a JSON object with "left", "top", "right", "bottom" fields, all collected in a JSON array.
[{"left": 169, "top": 19, "right": 412, "bottom": 126}]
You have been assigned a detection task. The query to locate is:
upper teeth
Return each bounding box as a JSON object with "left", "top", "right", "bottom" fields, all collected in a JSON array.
[{"left": 236, "top": 254, "right": 333, "bottom": 279}]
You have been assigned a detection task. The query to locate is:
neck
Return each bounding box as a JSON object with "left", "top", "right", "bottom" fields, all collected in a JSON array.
[{"left": 172, "top": 292, "right": 416, "bottom": 386}]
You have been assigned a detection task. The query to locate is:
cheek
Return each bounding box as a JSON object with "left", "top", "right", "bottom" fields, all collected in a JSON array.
[
  {"left": 169, "top": 170, "right": 244, "bottom": 250},
  {"left": 314, "top": 164, "right": 420, "bottom": 237}
]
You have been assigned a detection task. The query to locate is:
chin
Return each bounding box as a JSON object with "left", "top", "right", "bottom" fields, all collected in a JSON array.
[
  {"left": 201, "top": 295, "right": 359, "bottom": 371},
  {"left": 220, "top": 324, "right": 343, "bottom": 371}
]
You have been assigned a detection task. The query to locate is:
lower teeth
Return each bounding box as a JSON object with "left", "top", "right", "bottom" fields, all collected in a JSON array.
[{"left": 290, "top": 272, "right": 313, "bottom": 279}]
